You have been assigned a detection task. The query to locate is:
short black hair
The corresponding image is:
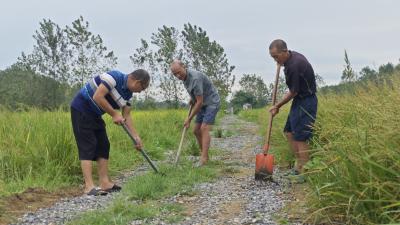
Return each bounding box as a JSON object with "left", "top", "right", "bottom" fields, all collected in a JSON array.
[
  {"left": 269, "top": 39, "right": 288, "bottom": 52},
  {"left": 129, "top": 69, "right": 150, "bottom": 89}
]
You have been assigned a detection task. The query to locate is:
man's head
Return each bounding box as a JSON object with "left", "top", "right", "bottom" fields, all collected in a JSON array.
[
  {"left": 269, "top": 39, "right": 290, "bottom": 65},
  {"left": 127, "top": 69, "right": 150, "bottom": 93},
  {"left": 170, "top": 60, "right": 187, "bottom": 81}
]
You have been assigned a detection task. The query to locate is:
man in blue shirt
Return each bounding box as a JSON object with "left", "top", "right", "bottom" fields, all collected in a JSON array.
[
  {"left": 268, "top": 39, "right": 318, "bottom": 175},
  {"left": 170, "top": 60, "right": 220, "bottom": 166},
  {"left": 70, "top": 69, "right": 150, "bottom": 195}
]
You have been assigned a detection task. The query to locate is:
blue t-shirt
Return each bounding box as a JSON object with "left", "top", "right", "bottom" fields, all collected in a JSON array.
[{"left": 71, "top": 70, "right": 133, "bottom": 116}]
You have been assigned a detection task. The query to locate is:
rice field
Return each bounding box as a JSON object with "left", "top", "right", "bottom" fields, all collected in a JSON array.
[
  {"left": 239, "top": 75, "right": 400, "bottom": 224},
  {"left": 0, "top": 109, "right": 197, "bottom": 196}
]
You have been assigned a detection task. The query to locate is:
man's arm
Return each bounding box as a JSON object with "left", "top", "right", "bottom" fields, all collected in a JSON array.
[
  {"left": 93, "top": 84, "right": 124, "bottom": 124},
  {"left": 122, "top": 106, "right": 142, "bottom": 150},
  {"left": 269, "top": 90, "right": 297, "bottom": 117},
  {"left": 184, "top": 95, "right": 203, "bottom": 128}
]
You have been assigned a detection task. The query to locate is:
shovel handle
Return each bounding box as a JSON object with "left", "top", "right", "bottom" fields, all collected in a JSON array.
[
  {"left": 121, "top": 122, "right": 160, "bottom": 174},
  {"left": 175, "top": 104, "right": 194, "bottom": 165},
  {"left": 264, "top": 64, "right": 281, "bottom": 153}
]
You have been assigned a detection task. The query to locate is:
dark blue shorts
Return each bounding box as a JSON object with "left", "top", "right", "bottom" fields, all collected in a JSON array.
[
  {"left": 195, "top": 104, "right": 220, "bottom": 125},
  {"left": 284, "top": 94, "right": 318, "bottom": 141}
]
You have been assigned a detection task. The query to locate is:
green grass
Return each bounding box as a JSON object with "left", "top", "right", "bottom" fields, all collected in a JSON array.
[
  {"left": 0, "top": 109, "right": 197, "bottom": 196},
  {"left": 69, "top": 161, "right": 220, "bottom": 225},
  {"left": 239, "top": 75, "right": 400, "bottom": 224}
]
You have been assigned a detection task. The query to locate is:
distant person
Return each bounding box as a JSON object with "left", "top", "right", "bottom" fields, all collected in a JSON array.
[
  {"left": 170, "top": 60, "right": 220, "bottom": 166},
  {"left": 268, "top": 39, "right": 318, "bottom": 175},
  {"left": 70, "top": 69, "right": 150, "bottom": 195}
]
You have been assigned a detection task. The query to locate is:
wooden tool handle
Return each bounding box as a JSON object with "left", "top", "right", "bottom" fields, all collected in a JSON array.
[
  {"left": 174, "top": 104, "right": 194, "bottom": 165},
  {"left": 263, "top": 64, "right": 281, "bottom": 153}
]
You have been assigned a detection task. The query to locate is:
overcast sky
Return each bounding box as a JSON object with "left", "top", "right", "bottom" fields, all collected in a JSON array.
[{"left": 1, "top": 0, "right": 399, "bottom": 86}]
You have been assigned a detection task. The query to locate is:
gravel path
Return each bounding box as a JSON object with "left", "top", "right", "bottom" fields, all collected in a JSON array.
[{"left": 12, "top": 115, "right": 296, "bottom": 225}]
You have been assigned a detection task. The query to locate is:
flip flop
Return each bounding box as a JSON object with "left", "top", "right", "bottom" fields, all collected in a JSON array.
[
  {"left": 103, "top": 184, "right": 122, "bottom": 193},
  {"left": 86, "top": 187, "right": 108, "bottom": 196}
]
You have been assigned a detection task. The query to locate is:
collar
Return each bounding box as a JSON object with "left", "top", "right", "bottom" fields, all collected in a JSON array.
[
  {"left": 283, "top": 50, "right": 293, "bottom": 67},
  {"left": 123, "top": 74, "right": 129, "bottom": 91},
  {"left": 183, "top": 69, "right": 192, "bottom": 85}
]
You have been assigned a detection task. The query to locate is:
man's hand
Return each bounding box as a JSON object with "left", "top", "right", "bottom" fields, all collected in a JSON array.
[
  {"left": 184, "top": 118, "right": 191, "bottom": 129},
  {"left": 189, "top": 99, "right": 194, "bottom": 106},
  {"left": 133, "top": 136, "right": 143, "bottom": 150},
  {"left": 269, "top": 105, "right": 280, "bottom": 117},
  {"left": 112, "top": 114, "right": 125, "bottom": 125}
]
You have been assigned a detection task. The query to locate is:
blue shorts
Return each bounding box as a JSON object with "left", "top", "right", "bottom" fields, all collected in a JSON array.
[
  {"left": 284, "top": 94, "right": 318, "bottom": 141},
  {"left": 195, "top": 105, "right": 220, "bottom": 125}
]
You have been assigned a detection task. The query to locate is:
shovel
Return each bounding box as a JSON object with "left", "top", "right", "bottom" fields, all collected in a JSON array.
[
  {"left": 122, "top": 122, "right": 165, "bottom": 176},
  {"left": 255, "top": 64, "right": 281, "bottom": 180},
  {"left": 174, "top": 104, "right": 193, "bottom": 166}
]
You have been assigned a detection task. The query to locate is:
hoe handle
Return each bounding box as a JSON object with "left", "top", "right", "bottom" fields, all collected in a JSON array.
[
  {"left": 175, "top": 104, "right": 194, "bottom": 165},
  {"left": 122, "top": 122, "right": 160, "bottom": 174},
  {"left": 264, "top": 64, "right": 281, "bottom": 153}
]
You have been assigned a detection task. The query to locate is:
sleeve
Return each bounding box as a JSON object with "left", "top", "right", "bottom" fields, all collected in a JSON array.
[
  {"left": 99, "top": 72, "right": 117, "bottom": 91},
  {"left": 126, "top": 96, "right": 133, "bottom": 107},
  {"left": 193, "top": 79, "right": 203, "bottom": 96}
]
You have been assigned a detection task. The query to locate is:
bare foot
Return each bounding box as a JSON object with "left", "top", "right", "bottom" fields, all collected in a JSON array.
[{"left": 100, "top": 182, "right": 115, "bottom": 190}]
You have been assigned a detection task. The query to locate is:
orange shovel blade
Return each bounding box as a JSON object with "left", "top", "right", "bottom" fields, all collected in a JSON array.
[{"left": 255, "top": 153, "right": 274, "bottom": 180}]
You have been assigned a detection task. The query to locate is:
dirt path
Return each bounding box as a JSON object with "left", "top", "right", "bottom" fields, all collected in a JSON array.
[
  {"left": 133, "top": 115, "right": 296, "bottom": 225},
  {"left": 11, "top": 115, "right": 298, "bottom": 225}
]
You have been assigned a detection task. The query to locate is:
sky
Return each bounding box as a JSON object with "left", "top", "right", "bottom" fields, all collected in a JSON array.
[{"left": 1, "top": 0, "right": 399, "bottom": 86}]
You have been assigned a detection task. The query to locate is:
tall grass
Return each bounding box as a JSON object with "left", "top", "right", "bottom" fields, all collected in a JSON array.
[
  {"left": 0, "top": 109, "right": 196, "bottom": 196},
  {"left": 239, "top": 75, "right": 400, "bottom": 224},
  {"left": 305, "top": 76, "right": 400, "bottom": 224}
]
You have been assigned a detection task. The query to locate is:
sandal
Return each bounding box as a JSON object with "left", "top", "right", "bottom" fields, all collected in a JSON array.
[
  {"left": 86, "top": 187, "right": 108, "bottom": 196},
  {"left": 103, "top": 184, "right": 122, "bottom": 193}
]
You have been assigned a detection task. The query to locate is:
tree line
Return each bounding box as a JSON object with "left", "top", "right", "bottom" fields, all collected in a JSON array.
[{"left": 0, "top": 17, "right": 238, "bottom": 110}]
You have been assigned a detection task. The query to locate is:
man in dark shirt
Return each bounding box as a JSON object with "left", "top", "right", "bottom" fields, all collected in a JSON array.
[{"left": 268, "top": 39, "right": 318, "bottom": 174}]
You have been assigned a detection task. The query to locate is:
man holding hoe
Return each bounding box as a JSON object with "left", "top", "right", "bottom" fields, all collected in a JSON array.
[
  {"left": 170, "top": 60, "right": 220, "bottom": 166},
  {"left": 70, "top": 69, "right": 150, "bottom": 195}
]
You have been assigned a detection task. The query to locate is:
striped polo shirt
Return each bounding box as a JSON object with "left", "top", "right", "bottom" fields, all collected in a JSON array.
[{"left": 71, "top": 70, "right": 133, "bottom": 116}]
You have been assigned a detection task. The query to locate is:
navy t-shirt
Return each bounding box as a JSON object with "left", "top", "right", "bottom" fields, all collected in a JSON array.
[{"left": 283, "top": 51, "right": 316, "bottom": 97}]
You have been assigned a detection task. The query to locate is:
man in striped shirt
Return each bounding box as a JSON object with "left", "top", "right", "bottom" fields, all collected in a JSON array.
[{"left": 70, "top": 69, "right": 150, "bottom": 195}]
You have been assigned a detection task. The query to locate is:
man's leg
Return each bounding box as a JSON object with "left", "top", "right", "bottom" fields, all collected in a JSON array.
[
  {"left": 285, "top": 132, "right": 299, "bottom": 159},
  {"left": 199, "top": 123, "right": 212, "bottom": 165},
  {"left": 81, "top": 160, "right": 95, "bottom": 193},
  {"left": 295, "top": 141, "right": 310, "bottom": 172},
  {"left": 97, "top": 157, "right": 114, "bottom": 190},
  {"left": 193, "top": 123, "right": 203, "bottom": 154}
]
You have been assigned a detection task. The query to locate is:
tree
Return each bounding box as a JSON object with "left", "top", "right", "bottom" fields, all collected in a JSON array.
[
  {"left": 0, "top": 65, "right": 69, "bottom": 109},
  {"left": 315, "top": 73, "right": 326, "bottom": 89},
  {"left": 238, "top": 74, "right": 269, "bottom": 107},
  {"left": 230, "top": 90, "right": 256, "bottom": 112},
  {"left": 268, "top": 76, "right": 287, "bottom": 102},
  {"left": 17, "top": 19, "right": 70, "bottom": 108},
  {"left": 130, "top": 39, "right": 157, "bottom": 100},
  {"left": 130, "top": 24, "right": 236, "bottom": 108},
  {"left": 378, "top": 63, "right": 394, "bottom": 75},
  {"left": 181, "top": 23, "right": 235, "bottom": 104},
  {"left": 359, "top": 66, "right": 378, "bottom": 81},
  {"left": 341, "top": 50, "right": 357, "bottom": 82},
  {"left": 66, "top": 16, "right": 117, "bottom": 86},
  {"left": 151, "top": 26, "right": 185, "bottom": 108}
]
